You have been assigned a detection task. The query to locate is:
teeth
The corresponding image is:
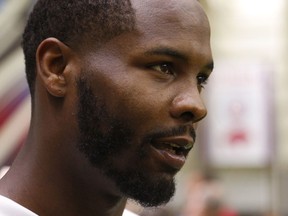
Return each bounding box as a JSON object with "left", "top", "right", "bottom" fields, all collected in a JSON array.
[
  {"left": 168, "top": 143, "right": 180, "bottom": 148},
  {"left": 164, "top": 142, "right": 193, "bottom": 150},
  {"left": 184, "top": 142, "right": 193, "bottom": 150}
]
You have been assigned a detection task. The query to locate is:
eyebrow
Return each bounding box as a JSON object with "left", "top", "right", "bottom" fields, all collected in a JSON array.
[
  {"left": 144, "top": 47, "right": 214, "bottom": 72},
  {"left": 143, "top": 47, "right": 189, "bottom": 62}
]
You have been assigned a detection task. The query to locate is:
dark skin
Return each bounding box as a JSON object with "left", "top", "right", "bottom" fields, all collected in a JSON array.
[{"left": 0, "top": 0, "right": 213, "bottom": 215}]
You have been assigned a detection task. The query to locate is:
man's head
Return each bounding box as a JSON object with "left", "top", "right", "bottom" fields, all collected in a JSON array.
[
  {"left": 22, "top": 0, "right": 136, "bottom": 95},
  {"left": 23, "top": 0, "right": 213, "bottom": 208}
]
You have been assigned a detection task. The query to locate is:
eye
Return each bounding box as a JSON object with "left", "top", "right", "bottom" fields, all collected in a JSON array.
[
  {"left": 197, "top": 74, "right": 209, "bottom": 89},
  {"left": 150, "top": 63, "right": 175, "bottom": 76}
]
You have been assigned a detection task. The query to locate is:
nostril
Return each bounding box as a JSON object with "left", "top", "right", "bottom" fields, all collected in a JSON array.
[
  {"left": 179, "top": 109, "right": 207, "bottom": 123},
  {"left": 180, "top": 112, "right": 194, "bottom": 122}
]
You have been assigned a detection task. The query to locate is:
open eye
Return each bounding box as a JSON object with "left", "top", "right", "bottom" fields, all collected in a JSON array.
[
  {"left": 150, "top": 63, "right": 175, "bottom": 76},
  {"left": 197, "top": 74, "right": 209, "bottom": 89}
]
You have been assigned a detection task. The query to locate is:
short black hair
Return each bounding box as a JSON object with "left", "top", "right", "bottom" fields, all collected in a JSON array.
[{"left": 22, "top": 0, "right": 136, "bottom": 95}]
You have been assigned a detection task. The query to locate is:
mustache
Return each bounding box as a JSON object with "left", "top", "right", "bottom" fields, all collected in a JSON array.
[{"left": 143, "top": 125, "right": 196, "bottom": 143}]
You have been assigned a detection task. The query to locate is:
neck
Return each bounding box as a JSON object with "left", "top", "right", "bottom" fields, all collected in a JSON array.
[{"left": 0, "top": 129, "right": 127, "bottom": 216}]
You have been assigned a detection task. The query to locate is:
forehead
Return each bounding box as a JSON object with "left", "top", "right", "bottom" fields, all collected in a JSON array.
[
  {"left": 81, "top": 0, "right": 212, "bottom": 66},
  {"left": 130, "top": 0, "right": 212, "bottom": 61},
  {"left": 132, "top": 0, "right": 209, "bottom": 29}
]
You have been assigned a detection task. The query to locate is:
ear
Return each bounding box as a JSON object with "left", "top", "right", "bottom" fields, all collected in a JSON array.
[{"left": 36, "top": 38, "right": 76, "bottom": 97}]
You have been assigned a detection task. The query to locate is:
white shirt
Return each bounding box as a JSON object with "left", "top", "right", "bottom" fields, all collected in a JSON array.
[
  {"left": 0, "top": 195, "right": 37, "bottom": 216},
  {"left": 0, "top": 195, "right": 138, "bottom": 216}
]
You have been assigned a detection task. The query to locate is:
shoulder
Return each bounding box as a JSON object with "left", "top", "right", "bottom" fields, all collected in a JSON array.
[
  {"left": 0, "top": 195, "right": 38, "bottom": 216},
  {"left": 123, "top": 209, "right": 139, "bottom": 216},
  {"left": 0, "top": 194, "right": 139, "bottom": 216}
]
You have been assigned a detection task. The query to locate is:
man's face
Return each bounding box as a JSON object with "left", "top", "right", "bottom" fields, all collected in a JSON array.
[{"left": 75, "top": 0, "right": 213, "bottom": 207}]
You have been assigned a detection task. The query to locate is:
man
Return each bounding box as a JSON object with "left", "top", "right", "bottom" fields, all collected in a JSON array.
[{"left": 0, "top": 0, "right": 213, "bottom": 215}]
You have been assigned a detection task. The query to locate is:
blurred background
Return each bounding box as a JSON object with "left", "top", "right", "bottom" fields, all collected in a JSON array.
[{"left": 0, "top": 0, "right": 287, "bottom": 215}]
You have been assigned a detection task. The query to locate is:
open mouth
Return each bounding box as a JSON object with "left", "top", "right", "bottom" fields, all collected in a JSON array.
[
  {"left": 151, "top": 141, "right": 193, "bottom": 156},
  {"left": 150, "top": 137, "right": 194, "bottom": 170}
]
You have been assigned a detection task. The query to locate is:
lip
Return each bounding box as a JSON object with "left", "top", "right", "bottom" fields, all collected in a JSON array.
[{"left": 150, "top": 136, "right": 195, "bottom": 170}]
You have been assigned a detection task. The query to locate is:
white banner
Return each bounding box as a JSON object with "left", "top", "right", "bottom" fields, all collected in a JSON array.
[{"left": 204, "top": 60, "right": 274, "bottom": 167}]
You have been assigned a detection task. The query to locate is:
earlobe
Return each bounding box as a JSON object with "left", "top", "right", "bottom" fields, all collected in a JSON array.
[
  {"left": 36, "top": 38, "right": 73, "bottom": 97},
  {"left": 46, "top": 73, "right": 66, "bottom": 97}
]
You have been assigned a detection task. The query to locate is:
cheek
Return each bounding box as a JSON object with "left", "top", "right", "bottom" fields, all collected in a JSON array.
[
  {"left": 86, "top": 65, "right": 171, "bottom": 129},
  {"left": 114, "top": 89, "right": 167, "bottom": 130}
]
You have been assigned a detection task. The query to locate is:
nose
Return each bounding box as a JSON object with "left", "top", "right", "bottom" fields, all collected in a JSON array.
[{"left": 169, "top": 90, "right": 207, "bottom": 123}]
